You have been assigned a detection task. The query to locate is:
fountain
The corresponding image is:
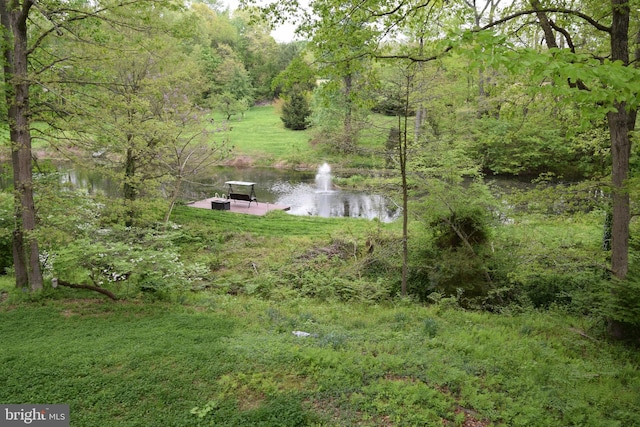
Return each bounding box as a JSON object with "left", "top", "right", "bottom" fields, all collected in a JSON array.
[
  {"left": 314, "top": 163, "right": 334, "bottom": 217},
  {"left": 315, "top": 162, "right": 333, "bottom": 192},
  {"left": 283, "top": 162, "right": 397, "bottom": 220}
]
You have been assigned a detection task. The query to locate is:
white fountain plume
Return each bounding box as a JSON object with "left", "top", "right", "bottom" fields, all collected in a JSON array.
[{"left": 315, "top": 162, "right": 332, "bottom": 192}]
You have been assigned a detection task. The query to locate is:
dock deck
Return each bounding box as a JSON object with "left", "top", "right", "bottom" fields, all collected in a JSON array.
[{"left": 187, "top": 197, "right": 290, "bottom": 216}]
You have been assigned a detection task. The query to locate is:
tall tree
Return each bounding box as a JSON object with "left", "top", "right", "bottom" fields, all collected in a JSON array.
[
  {"left": 48, "top": 6, "right": 223, "bottom": 227},
  {"left": 490, "top": 0, "right": 638, "bottom": 281},
  {"left": 0, "top": 0, "right": 42, "bottom": 290},
  {"left": 232, "top": 8, "right": 282, "bottom": 101},
  {"left": 0, "top": 0, "right": 180, "bottom": 289}
]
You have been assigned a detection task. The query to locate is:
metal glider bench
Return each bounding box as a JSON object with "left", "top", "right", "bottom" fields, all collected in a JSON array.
[{"left": 225, "top": 181, "right": 258, "bottom": 207}]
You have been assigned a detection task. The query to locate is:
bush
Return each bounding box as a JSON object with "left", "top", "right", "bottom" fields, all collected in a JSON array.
[
  {"left": 409, "top": 200, "right": 498, "bottom": 305},
  {"left": 244, "top": 238, "right": 394, "bottom": 303}
]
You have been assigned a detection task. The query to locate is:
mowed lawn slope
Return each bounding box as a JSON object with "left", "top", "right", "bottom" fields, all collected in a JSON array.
[{"left": 213, "top": 106, "right": 314, "bottom": 166}]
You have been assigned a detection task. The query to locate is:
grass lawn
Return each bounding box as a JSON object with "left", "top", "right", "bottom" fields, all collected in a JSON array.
[
  {"left": 210, "top": 105, "right": 394, "bottom": 170},
  {"left": 1, "top": 295, "right": 638, "bottom": 426},
  {"left": 211, "top": 106, "right": 316, "bottom": 167}
]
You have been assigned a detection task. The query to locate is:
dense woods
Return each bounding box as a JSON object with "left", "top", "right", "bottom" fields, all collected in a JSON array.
[{"left": 0, "top": 0, "right": 638, "bottom": 337}]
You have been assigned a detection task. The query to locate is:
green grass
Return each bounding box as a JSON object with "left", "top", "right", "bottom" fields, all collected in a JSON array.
[
  {"left": 169, "top": 205, "right": 401, "bottom": 299},
  {"left": 171, "top": 205, "right": 393, "bottom": 239},
  {"left": 1, "top": 297, "right": 638, "bottom": 426},
  {"left": 210, "top": 105, "right": 396, "bottom": 170},
  {"left": 211, "top": 106, "right": 316, "bottom": 167}
]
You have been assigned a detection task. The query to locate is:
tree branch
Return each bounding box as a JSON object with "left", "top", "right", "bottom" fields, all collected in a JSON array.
[
  {"left": 375, "top": 45, "right": 453, "bottom": 63},
  {"left": 56, "top": 278, "right": 118, "bottom": 300},
  {"left": 483, "top": 7, "right": 611, "bottom": 33}
]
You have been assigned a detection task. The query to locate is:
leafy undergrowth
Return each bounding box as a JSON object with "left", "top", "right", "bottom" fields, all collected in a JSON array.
[{"left": 1, "top": 296, "right": 638, "bottom": 426}]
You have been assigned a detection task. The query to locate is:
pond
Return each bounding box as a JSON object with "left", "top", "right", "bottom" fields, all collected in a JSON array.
[
  {"left": 4, "top": 162, "right": 402, "bottom": 223},
  {"left": 184, "top": 163, "right": 401, "bottom": 222}
]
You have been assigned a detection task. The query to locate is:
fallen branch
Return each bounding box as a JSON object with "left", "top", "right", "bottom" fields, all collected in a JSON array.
[
  {"left": 55, "top": 278, "right": 118, "bottom": 301},
  {"left": 568, "top": 327, "right": 598, "bottom": 342}
]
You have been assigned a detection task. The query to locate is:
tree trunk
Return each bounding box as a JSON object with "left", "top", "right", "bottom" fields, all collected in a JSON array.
[
  {"left": 342, "top": 68, "right": 355, "bottom": 153},
  {"left": 399, "top": 71, "right": 414, "bottom": 297},
  {"left": 1, "top": 0, "right": 43, "bottom": 290},
  {"left": 124, "top": 146, "right": 137, "bottom": 227},
  {"left": 608, "top": 106, "right": 631, "bottom": 280},
  {"left": 608, "top": 0, "right": 631, "bottom": 281},
  {"left": 163, "top": 177, "right": 183, "bottom": 227},
  {"left": 607, "top": 0, "right": 635, "bottom": 339},
  {"left": 399, "top": 114, "right": 408, "bottom": 297}
]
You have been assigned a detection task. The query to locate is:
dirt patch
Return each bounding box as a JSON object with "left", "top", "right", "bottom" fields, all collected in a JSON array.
[
  {"left": 445, "top": 406, "right": 491, "bottom": 427},
  {"left": 224, "top": 156, "right": 255, "bottom": 167},
  {"left": 297, "top": 241, "right": 354, "bottom": 261}
]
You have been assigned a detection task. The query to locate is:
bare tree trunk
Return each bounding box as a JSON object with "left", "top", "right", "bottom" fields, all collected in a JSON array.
[
  {"left": 163, "top": 178, "right": 182, "bottom": 227},
  {"left": 606, "top": 0, "right": 636, "bottom": 339},
  {"left": 608, "top": 106, "right": 631, "bottom": 280},
  {"left": 608, "top": 0, "right": 632, "bottom": 280},
  {"left": 399, "top": 71, "right": 415, "bottom": 296},
  {"left": 343, "top": 71, "right": 355, "bottom": 153},
  {"left": 414, "top": 37, "right": 425, "bottom": 142},
  {"left": 399, "top": 114, "right": 408, "bottom": 297},
  {"left": 1, "top": 0, "right": 43, "bottom": 290},
  {"left": 12, "top": 230, "right": 28, "bottom": 288},
  {"left": 124, "top": 146, "right": 137, "bottom": 227}
]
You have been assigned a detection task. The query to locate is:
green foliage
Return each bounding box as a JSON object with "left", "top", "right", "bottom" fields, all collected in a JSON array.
[
  {"left": 246, "top": 237, "right": 394, "bottom": 302},
  {"left": 472, "top": 116, "right": 577, "bottom": 177},
  {"left": 431, "top": 207, "right": 490, "bottom": 249},
  {"left": 515, "top": 270, "right": 605, "bottom": 310},
  {"left": 280, "top": 87, "right": 312, "bottom": 130},
  {"left": 52, "top": 226, "right": 211, "bottom": 300},
  {"left": 408, "top": 179, "right": 501, "bottom": 304},
  {"left": 0, "top": 192, "right": 14, "bottom": 274},
  {"left": 271, "top": 55, "right": 316, "bottom": 96},
  {"left": 27, "top": 182, "right": 211, "bottom": 299},
  {"left": 191, "top": 395, "right": 317, "bottom": 426},
  {"left": 491, "top": 211, "right": 607, "bottom": 312},
  {"left": 599, "top": 259, "right": 640, "bottom": 331}
]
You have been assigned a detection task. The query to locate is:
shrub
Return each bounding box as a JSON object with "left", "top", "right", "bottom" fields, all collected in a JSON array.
[
  {"left": 410, "top": 197, "right": 499, "bottom": 305},
  {"left": 515, "top": 270, "right": 602, "bottom": 310},
  {"left": 52, "top": 227, "right": 211, "bottom": 300}
]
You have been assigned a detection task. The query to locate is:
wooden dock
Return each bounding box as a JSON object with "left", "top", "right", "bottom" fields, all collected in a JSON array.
[{"left": 186, "top": 197, "right": 290, "bottom": 216}]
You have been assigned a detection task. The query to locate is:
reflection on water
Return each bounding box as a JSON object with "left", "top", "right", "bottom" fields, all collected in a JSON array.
[
  {"left": 270, "top": 182, "right": 400, "bottom": 222},
  {"left": 194, "top": 166, "right": 401, "bottom": 222},
  {"left": 1, "top": 163, "right": 400, "bottom": 222}
]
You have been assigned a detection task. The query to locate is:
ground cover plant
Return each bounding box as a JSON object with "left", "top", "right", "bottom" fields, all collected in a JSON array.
[{"left": 1, "top": 293, "right": 638, "bottom": 427}]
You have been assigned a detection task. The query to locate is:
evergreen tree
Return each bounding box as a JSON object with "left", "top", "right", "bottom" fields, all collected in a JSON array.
[{"left": 281, "top": 87, "right": 312, "bottom": 130}]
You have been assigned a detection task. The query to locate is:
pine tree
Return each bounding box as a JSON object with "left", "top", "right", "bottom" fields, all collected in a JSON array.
[{"left": 281, "top": 87, "right": 312, "bottom": 130}]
